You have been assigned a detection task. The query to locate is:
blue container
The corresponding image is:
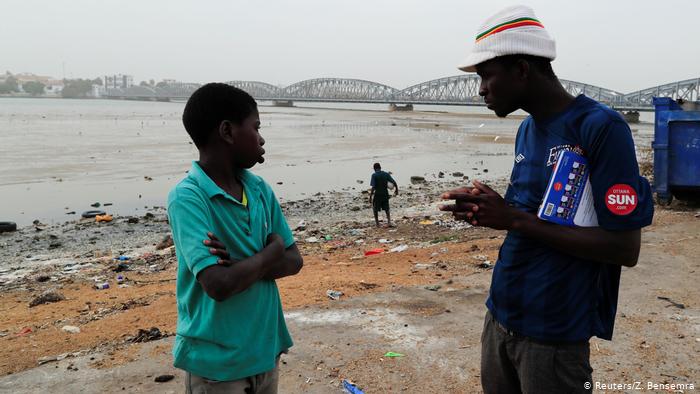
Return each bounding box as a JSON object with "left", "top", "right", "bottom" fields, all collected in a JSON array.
[{"left": 652, "top": 97, "right": 700, "bottom": 203}]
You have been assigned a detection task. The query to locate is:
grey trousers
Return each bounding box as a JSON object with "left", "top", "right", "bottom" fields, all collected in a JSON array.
[
  {"left": 481, "top": 311, "right": 593, "bottom": 394},
  {"left": 186, "top": 359, "right": 280, "bottom": 394}
]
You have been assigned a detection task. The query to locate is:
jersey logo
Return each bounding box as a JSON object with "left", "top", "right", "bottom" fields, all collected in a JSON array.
[
  {"left": 605, "top": 184, "right": 638, "bottom": 215},
  {"left": 515, "top": 153, "right": 525, "bottom": 163},
  {"left": 546, "top": 145, "right": 585, "bottom": 166}
]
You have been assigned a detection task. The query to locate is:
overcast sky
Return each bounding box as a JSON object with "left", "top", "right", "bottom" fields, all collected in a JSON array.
[{"left": 2, "top": 0, "right": 698, "bottom": 93}]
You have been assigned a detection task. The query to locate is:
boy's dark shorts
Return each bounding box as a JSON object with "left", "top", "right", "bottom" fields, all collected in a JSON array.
[{"left": 373, "top": 196, "right": 390, "bottom": 213}]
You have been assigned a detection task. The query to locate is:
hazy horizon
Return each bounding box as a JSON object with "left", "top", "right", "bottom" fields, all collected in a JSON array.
[{"left": 2, "top": 0, "right": 699, "bottom": 93}]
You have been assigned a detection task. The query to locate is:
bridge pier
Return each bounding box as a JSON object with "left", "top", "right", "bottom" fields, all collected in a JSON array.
[
  {"left": 272, "top": 100, "right": 294, "bottom": 107},
  {"left": 389, "top": 103, "right": 413, "bottom": 112},
  {"left": 621, "top": 110, "right": 640, "bottom": 123}
]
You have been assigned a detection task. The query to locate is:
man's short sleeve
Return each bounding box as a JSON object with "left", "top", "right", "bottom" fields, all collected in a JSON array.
[
  {"left": 265, "top": 186, "right": 295, "bottom": 248},
  {"left": 586, "top": 120, "right": 654, "bottom": 231},
  {"left": 370, "top": 173, "right": 376, "bottom": 188},
  {"left": 168, "top": 191, "right": 219, "bottom": 277}
]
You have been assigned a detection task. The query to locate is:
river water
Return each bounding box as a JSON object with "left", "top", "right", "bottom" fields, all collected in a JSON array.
[{"left": 0, "top": 98, "right": 653, "bottom": 226}]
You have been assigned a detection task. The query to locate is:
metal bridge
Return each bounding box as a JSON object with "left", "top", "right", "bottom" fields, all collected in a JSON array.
[{"left": 104, "top": 75, "right": 700, "bottom": 111}]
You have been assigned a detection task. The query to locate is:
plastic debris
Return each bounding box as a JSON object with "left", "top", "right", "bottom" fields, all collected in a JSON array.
[
  {"left": 16, "top": 327, "right": 32, "bottom": 336},
  {"left": 305, "top": 237, "right": 319, "bottom": 243},
  {"left": 326, "top": 290, "right": 343, "bottom": 300},
  {"left": 383, "top": 351, "right": 405, "bottom": 358},
  {"left": 424, "top": 285, "right": 441, "bottom": 291},
  {"left": 478, "top": 261, "right": 493, "bottom": 269},
  {"left": 114, "top": 256, "right": 131, "bottom": 261},
  {"left": 324, "top": 235, "right": 333, "bottom": 241},
  {"left": 95, "top": 214, "right": 113, "bottom": 223},
  {"left": 419, "top": 220, "right": 435, "bottom": 225},
  {"left": 95, "top": 282, "right": 110, "bottom": 290},
  {"left": 62, "top": 325, "right": 81, "bottom": 334},
  {"left": 364, "top": 248, "right": 384, "bottom": 256},
  {"left": 343, "top": 379, "right": 365, "bottom": 394},
  {"left": 413, "top": 263, "right": 434, "bottom": 270},
  {"left": 389, "top": 244, "right": 408, "bottom": 253}
]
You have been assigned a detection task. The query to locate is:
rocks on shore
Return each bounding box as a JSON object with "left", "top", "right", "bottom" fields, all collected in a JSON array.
[{"left": 29, "top": 291, "right": 65, "bottom": 307}]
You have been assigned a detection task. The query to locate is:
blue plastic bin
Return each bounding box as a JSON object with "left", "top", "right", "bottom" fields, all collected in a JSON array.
[{"left": 652, "top": 97, "right": 700, "bottom": 203}]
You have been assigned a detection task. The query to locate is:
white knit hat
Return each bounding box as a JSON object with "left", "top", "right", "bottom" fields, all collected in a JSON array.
[{"left": 458, "top": 5, "right": 556, "bottom": 72}]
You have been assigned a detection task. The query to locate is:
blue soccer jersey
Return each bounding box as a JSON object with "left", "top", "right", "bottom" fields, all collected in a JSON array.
[{"left": 486, "top": 95, "right": 654, "bottom": 342}]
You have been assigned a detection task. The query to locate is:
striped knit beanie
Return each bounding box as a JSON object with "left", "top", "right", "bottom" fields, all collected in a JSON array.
[{"left": 458, "top": 5, "right": 556, "bottom": 72}]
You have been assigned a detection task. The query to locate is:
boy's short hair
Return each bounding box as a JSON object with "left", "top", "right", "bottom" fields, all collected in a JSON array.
[
  {"left": 373, "top": 162, "right": 381, "bottom": 170},
  {"left": 182, "top": 83, "right": 258, "bottom": 148}
]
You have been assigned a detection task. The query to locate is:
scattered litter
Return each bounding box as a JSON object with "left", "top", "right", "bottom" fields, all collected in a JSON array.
[
  {"left": 419, "top": 220, "right": 435, "bottom": 225},
  {"left": 155, "top": 235, "right": 173, "bottom": 250},
  {"left": 364, "top": 248, "right": 384, "bottom": 256},
  {"left": 343, "top": 379, "right": 365, "bottom": 394},
  {"left": 326, "top": 290, "right": 343, "bottom": 300},
  {"left": 424, "top": 285, "right": 442, "bottom": 291},
  {"left": 131, "top": 327, "right": 164, "bottom": 343},
  {"left": 95, "top": 282, "right": 110, "bottom": 290},
  {"left": 378, "top": 239, "right": 392, "bottom": 244},
  {"left": 305, "top": 237, "right": 319, "bottom": 243},
  {"left": 348, "top": 229, "right": 364, "bottom": 236},
  {"left": 154, "top": 374, "right": 174, "bottom": 383},
  {"left": 358, "top": 281, "right": 379, "bottom": 289},
  {"left": 657, "top": 296, "right": 685, "bottom": 309},
  {"left": 389, "top": 245, "right": 408, "bottom": 253},
  {"left": 95, "top": 214, "right": 113, "bottom": 223},
  {"left": 350, "top": 256, "right": 364, "bottom": 260},
  {"left": 413, "top": 263, "right": 434, "bottom": 270},
  {"left": 113, "top": 263, "right": 130, "bottom": 272},
  {"left": 81, "top": 210, "right": 106, "bottom": 219},
  {"left": 478, "top": 261, "right": 493, "bottom": 269},
  {"left": 116, "top": 275, "right": 125, "bottom": 284},
  {"left": 295, "top": 220, "right": 307, "bottom": 231},
  {"left": 114, "top": 256, "right": 131, "bottom": 261},
  {"left": 16, "top": 327, "right": 33, "bottom": 336},
  {"left": 324, "top": 235, "right": 333, "bottom": 241},
  {"left": 61, "top": 325, "right": 81, "bottom": 334},
  {"left": 29, "top": 291, "right": 65, "bottom": 307},
  {"left": 383, "top": 352, "right": 405, "bottom": 358}
]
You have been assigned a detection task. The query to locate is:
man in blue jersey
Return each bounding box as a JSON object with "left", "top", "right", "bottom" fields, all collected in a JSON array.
[
  {"left": 440, "top": 5, "right": 653, "bottom": 394},
  {"left": 369, "top": 162, "right": 399, "bottom": 227}
]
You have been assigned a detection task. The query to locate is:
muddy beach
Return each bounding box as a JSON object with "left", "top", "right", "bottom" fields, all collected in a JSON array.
[{"left": 0, "top": 173, "right": 699, "bottom": 393}]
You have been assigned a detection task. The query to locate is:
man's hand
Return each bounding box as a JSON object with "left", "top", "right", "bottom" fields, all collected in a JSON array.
[
  {"left": 440, "top": 181, "right": 522, "bottom": 230},
  {"left": 204, "top": 232, "right": 236, "bottom": 266},
  {"left": 439, "top": 186, "right": 480, "bottom": 223}
]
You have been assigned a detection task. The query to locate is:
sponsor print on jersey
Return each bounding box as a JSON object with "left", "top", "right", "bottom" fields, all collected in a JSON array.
[
  {"left": 546, "top": 145, "right": 585, "bottom": 167},
  {"left": 605, "top": 184, "right": 638, "bottom": 215}
]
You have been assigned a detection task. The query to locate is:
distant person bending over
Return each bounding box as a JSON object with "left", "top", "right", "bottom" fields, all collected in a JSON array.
[
  {"left": 168, "top": 83, "right": 303, "bottom": 394},
  {"left": 440, "top": 6, "right": 653, "bottom": 394},
  {"left": 369, "top": 162, "right": 398, "bottom": 227}
]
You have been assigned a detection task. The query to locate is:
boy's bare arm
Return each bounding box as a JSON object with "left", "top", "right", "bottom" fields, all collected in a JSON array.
[
  {"left": 196, "top": 234, "right": 284, "bottom": 302},
  {"left": 262, "top": 243, "right": 303, "bottom": 280}
]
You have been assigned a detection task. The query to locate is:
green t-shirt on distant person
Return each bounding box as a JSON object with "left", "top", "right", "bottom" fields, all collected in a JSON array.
[
  {"left": 371, "top": 170, "right": 396, "bottom": 199},
  {"left": 167, "top": 161, "right": 295, "bottom": 381}
]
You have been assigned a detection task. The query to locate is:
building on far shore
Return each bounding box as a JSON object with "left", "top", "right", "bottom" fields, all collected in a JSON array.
[{"left": 104, "top": 74, "right": 134, "bottom": 89}]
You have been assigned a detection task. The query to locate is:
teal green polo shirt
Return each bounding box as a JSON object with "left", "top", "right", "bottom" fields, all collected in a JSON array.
[{"left": 167, "top": 161, "right": 295, "bottom": 381}]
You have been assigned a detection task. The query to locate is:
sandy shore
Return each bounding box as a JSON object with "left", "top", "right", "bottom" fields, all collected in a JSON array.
[{"left": 1, "top": 175, "right": 699, "bottom": 393}]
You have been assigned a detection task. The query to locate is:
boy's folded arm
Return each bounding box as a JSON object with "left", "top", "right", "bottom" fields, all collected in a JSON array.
[
  {"left": 262, "top": 243, "right": 303, "bottom": 281},
  {"left": 197, "top": 240, "right": 283, "bottom": 302}
]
